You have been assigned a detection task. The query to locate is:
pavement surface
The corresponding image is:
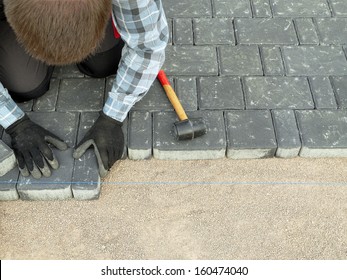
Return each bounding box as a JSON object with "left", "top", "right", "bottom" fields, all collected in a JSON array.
[
  {"left": 1, "top": 0, "right": 347, "bottom": 259},
  {"left": 1, "top": 158, "right": 347, "bottom": 259}
]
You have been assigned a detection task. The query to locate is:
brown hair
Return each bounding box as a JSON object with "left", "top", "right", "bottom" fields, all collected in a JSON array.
[{"left": 4, "top": 0, "right": 112, "bottom": 65}]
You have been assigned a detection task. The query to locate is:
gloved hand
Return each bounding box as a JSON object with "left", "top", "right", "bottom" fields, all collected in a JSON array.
[
  {"left": 73, "top": 111, "right": 124, "bottom": 178},
  {"left": 5, "top": 115, "right": 68, "bottom": 179}
]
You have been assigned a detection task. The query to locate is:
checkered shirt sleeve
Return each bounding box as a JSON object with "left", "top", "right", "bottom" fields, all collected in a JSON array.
[
  {"left": 0, "top": 83, "right": 25, "bottom": 129},
  {"left": 103, "top": 0, "right": 169, "bottom": 122}
]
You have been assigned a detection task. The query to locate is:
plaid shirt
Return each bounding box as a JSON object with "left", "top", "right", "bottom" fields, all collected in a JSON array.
[{"left": 0, "top": 0, "right": 168, "bottom": 128}]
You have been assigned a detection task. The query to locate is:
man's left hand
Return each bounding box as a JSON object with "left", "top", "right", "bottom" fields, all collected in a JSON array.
[{"left": 73, "top": 111, "right": 124, "bottom": 178}]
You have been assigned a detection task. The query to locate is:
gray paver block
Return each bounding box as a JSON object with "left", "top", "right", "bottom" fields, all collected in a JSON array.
[
  {"left": 198, "top": 77, "right": 244, "bottom": 110},
  {"left": 330, "top": 0, "right": 347, "bottom": 16},
  {"left": 33, "top": 79, "right": 60, "bottom": 112},
  {"left": 163, "top": 46, "right": 218, "bottom": 76},
  {"left": 0, "top": 140, "right": 16, "bottom": 176},
  {"left": 309, "top": 77, "right": 337, "bottom": 109},
  {"left": 296, "top": 110, "right": 347, "bottom": 157},
  {"left": 294, "top": 18, "right": 319, "bottom": 45},
  {"left": 219, "top": 46, "right": 263, "bottom": 76},
  {"left": 272, "top": 110, "right": 301, "bottom": 158},
  {"left": 17, "top": 149, "right": 74, "bottom": 200},
  {"left": 252, "top": 0, "right": 272, "bottom": 17},
  {"left": 244, "top": 77, "right": 314, "bottom": 109},
  {"left": 153, "top": 111, "right": 226, "bottom": 160},
  {"left": 193, "top": 18, "right": 234, "bottom": 45},
  {"left": 316, "top": 18, "right": 347, "bottom": 45},
  {"left": 330, "top": 76, "right": 347, "bottom": 109},
  {"left": 128, "top": 111, "right": 152, "bottom": 160},
  {"left": 213, "top": 0, "right": 252, "bottom": 17},
  {"left": 72, "top": 150, "right": 101, "bottom": 200},
  {"left": 18, "top": 100, "right": 33, "bottom": 112},
  {"left": 52, "top": 65, "right": 84, "bottom": 78},
  {"left": 167, "top": 19, "right": 173, "bottom": 45},
  {"left": 132, "top": 79, "right": 173, "bottom": 111},
  {"left": 0, "top": 168, "right": 20, "bottom": 201},
  {"left": 282, "top": 46, "right": 347, "bottom": 76},
  {"left": 176, "top": 77, "right": 198, "bottom": 111},
  {"left": 260, "top": 46, "right": 285, "bottom": 76},
  {"left": 271, "top": 0, "right": 331, "bottom": 17},
  {"left": 57, "top": 78, "right": 104, "bottom": 112},
  {"left": 162, "top": 0, "right": 212, "bottom": 18},
  {"left": 173, "top": 18, "right": 193, "bottom": 45},
  {"left": 235, "top": 18, "right": 298, "bottom": 45},
  {"left": 225, "top": 110, "right": 277, "bottom": 159}
]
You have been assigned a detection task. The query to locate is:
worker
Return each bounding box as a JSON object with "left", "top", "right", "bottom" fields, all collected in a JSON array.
[{"left": 0, "top": 0, "right": 169, "bottom": 178}]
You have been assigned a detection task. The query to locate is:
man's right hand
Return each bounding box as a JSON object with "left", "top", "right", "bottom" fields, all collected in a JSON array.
[{"left": 5, "top": 115, "right": 68, "bottom": 179}]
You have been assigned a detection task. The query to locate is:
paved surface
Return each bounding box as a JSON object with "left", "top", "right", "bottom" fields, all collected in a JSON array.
[
  {"left": 1, "top": 158, "right": 347, "bottom": 259},
  {"left": 2, "top": 0, "right": 347, "bottom": 200}
]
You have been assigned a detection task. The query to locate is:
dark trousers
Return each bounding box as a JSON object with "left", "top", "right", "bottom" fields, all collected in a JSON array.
[{"left": 0, "top": 15, "right": 124, "bottom": 103}]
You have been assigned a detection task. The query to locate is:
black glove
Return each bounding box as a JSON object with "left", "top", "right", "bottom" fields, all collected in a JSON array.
[
  {"left": 73, "top": 111, "right": 124, "bottom": 178},
  {"left": 5, "top": 115, "right": 68, "bottom": 179}
]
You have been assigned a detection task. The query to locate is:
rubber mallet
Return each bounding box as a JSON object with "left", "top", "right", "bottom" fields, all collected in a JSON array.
[{"left": 157, "top": 70, "right": 207, "bottom": 140}]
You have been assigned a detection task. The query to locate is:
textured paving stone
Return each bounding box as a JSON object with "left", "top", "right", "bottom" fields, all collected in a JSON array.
[
  {"left": 167, "top": 19, "right": 173, "bottom": 45},
  {"left": 260, "top": 46, "right": 285, "bottom": 75},
  {"left": 330, "top": 76, "right": 347, "bottom": 109},
  {"left": 17, "top": 149, "right": 74, "bottom": 200},
  {"left": 213, "top": 0, "right": 252, "bottom": 17},
  {"left": 252, "top": 0, "right": 272, "bottom": 17},
  {"left": 309, "top": 77, "right": 337, "bottom": 109},
  {"left": 153, "top": 111, "right": 226, "bottom": 160},
  {"left": 128, "top": 111, "right": 152, "bottom": 160},
  {"left": 294, "top": 18, "right": 319, "bottom": 45},
  {"left": 163, "top": 46, "right": 218, "bottom": 76},
  {"left": 296, "top": 110, "right": 347, "bottom": 157},
  {"left": 57, "top": 78, "right": 104, "bottom": 112},
  {"left": 244, "top": 77, "right": 314, "bottom": 109},
  {"left": 194, "top": 18, "right": 234, "bottom": 45},
  {"left": 132, "top": 79, "right": 173, "bottom": 111},
  {"left": 225, "top": 110, "right": 277, "bottom": 159},
  {"left": 271, "top": 0, "right": 331, "bottom": 17},
  {"left": 0, "top": 140, "right": 16, "bottom": 176},
  {"left": 272, "top": 110, "right": 301, "bottom": 158},
  {"left": 235, "top": 18, "right": 298, "bottom": 45},
  {"left": 173, "top": 18, "right": 193, "bottom": 45},
  {"left": 175, "top": 77, "right": 198, "bottom": 111},
  {"left": 52, "top": 65, "right": 84, "bottom": 79},
  {"left": 219, "top": 46, "right": 263, "bottom": 76},
  {"left": 198, "top": 77, "right": 244, "bottom": 110},
  {"left": 316, "top": 18, "right": 347, "bottom": 45},
  {"left": 0, "top": 168, "right": 20, "bottom": 201},
  {"left": 162, "top": 0, "right": 212, "bottom": 18},
  {"left": 282, "top": 46, "right": 347, "bottom": 76},
  {"left": 330, "top": 0, "right": 347, "bottom": 16},
  {"left": 33, "top": 79, "right": 60, "bottom": 112}
]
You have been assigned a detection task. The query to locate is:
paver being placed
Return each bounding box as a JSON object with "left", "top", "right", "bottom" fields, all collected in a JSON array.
[
  {"left": 272, "top": 110, "right": 301, "bottom": 158},
  {"left": 198, "top": 77, "right": 244, "bottom": 110},
  {"left": 225, "top": 110, "right": 277, "bottom": 159},
  {"left": 243, "top": 77, "right": 314, "bottom": 109},
  {"left": 235, "top": 18, "right": 297, "bottom": 45},
  {"left": 153, "top": 111, "right": 226, "bottom": 160},
  {"left": 296, "top": 110, "right": 347, "bottom": 157},
  {"left": 282, "top": 46, "right": 347, "bottom": 76}
]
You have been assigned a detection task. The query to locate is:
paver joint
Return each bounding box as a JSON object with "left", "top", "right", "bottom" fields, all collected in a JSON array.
[{"left": 2, "top": 0, "right": 347, "bottom": 200}]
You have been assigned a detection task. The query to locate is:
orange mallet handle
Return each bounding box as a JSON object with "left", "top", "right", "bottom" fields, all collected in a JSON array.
[{"left": 157, "top": 70, "right": 188, "bottom": 121}]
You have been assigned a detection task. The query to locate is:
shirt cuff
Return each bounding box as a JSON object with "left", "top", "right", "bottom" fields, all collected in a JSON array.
[{"left": 0, "top": 85, "right": 25, "bottom": 129}]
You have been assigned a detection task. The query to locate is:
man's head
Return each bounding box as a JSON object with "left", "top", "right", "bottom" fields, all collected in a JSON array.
[{"left": 4, "top": 0, "right": 112, "bottom": 65}]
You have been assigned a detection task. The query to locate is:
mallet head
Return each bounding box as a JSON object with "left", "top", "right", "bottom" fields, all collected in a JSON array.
[{"left": 173, "top": 118, "right": 207, "bottom": 140}]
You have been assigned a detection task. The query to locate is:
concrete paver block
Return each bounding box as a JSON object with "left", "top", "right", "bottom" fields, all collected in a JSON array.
[
  {"left": 296, "top": 110, "right": 347, "bottom": 157},
  {"left": 173, "top": 18, "right": 193, "bottom": 45},
  {"left": 176, "top": 77, "right": 198, "bottom": 111},
  {"left": 225, "top": 110, "right": 277, "bottom": 159},
  {"left": 153, "top": 111, "right": 226, "bottom": 160},
  {"left": 33, "top": 79, "right": 60, "bottom": 112},
  {"left": 330, "top": 0, "right": 347, "bottom": 16},
  {"left": 0, "top": 140, "right": 16, "bottom": 177},
  {"left": 52, "top": 65, "right": 84, "bottom": 79},
  {"left": 272, "top": 110, "right": 301, "bottom": 158},
  {"left": 309, "top": 77, "right": 337, "bottom": 109},
  {"left": 252, "top": 0, "right": 272, "bottom": 18},
  {"left": 235, "top": 18, "right": 298, "bottom": 45},
  {"left": 162, "top": 0, "right": 212, "bottom": 18},
  {"left": 194, "top": 18, "right": 234, "bottom": 45},
  {"left": 271, "top": 0, "right": 331, "bottom": 17},
  {"left": 213, "top": 0, "right": 252, "bottom": 17},
  {"left": 128, "top": 111, "right": 152, "bottom": 160},
  {"left": 244, "top": 77, "right": 314, "bottom": 109},
  {"left": 316, "top": 18, "right": 347, "bottom": 45},
  {"left": 0, "top": 167, "right": 19, "bottom": 201},
  {"left": 331, "top": 76, "right": 347, "bottom": 108},
  {"left": 260, "top": 46, "right": 285, "bottom": 76},
  {"left": 294, "top": 18, "right": 319, "bottom": 45}
]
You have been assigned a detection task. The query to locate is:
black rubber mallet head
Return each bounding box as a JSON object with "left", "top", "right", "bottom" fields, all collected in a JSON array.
[{"left": 158, "top": 70, "right": 207, "bottom": 140}]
